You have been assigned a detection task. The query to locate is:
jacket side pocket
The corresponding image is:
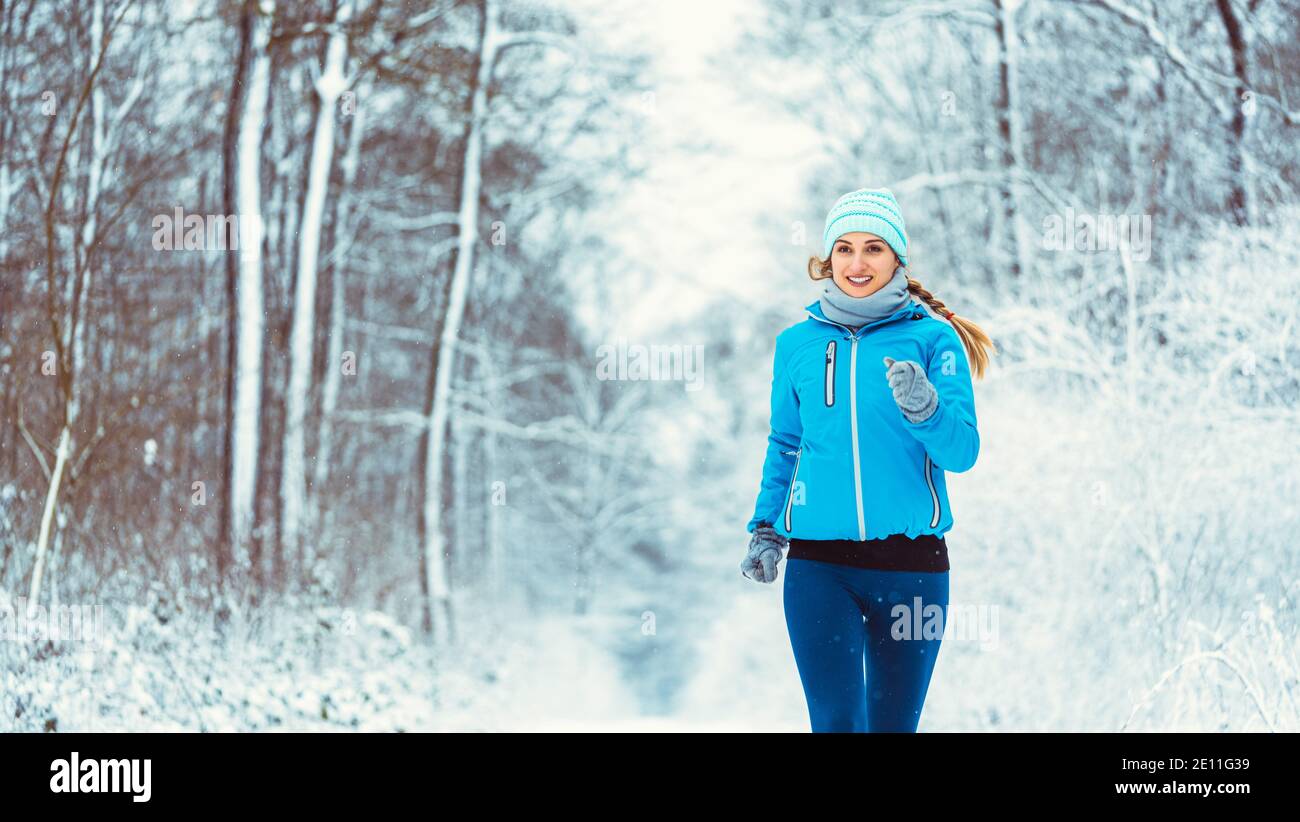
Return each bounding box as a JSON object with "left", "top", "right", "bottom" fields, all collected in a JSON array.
[
  {"left": 783, "top": 448, "right": 803, "bottom": 533},
  {"left": 924, "top": 454, "right": 941, "bottom": 528}
]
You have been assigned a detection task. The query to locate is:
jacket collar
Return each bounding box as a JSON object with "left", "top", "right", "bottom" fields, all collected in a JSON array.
[{"left": 804, "top": 297, "right": 925, "bottom": 338}]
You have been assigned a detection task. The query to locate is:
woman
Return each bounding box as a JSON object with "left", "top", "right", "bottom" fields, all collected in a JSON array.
[{"left": 740, "top": 187, "right": 995, "bottom": 733}]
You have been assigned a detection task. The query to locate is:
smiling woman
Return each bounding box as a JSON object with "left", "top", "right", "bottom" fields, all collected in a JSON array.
[{"left": 741, "top": 185, "right": 999, "bottom": 733}]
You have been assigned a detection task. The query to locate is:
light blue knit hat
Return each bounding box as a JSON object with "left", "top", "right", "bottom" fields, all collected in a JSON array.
[{"left": 822, "top": 187, "right": 908, "bottom": 265}]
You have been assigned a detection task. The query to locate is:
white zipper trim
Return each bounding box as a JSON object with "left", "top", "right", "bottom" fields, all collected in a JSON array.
[
  {"left": 925, "top": 454, "right": 941, "bottom": 528},
  {"left": 782, "top": 448, "right": 802, "bottom": 533},
  {"left": 848, "top": 337, "right": 865, "bottom": 540},
  {"left": 824, "top": 341, "right": 836, "bottom": 406}
]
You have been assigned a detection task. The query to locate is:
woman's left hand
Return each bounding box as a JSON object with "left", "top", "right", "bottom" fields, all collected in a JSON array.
[{"left": 883, "top": 356, "right": 938, "bottom": 423}]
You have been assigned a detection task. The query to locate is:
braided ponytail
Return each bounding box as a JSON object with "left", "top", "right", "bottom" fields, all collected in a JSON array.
[{"left": 903, "top": 275, "right": 996, "bottom": 381}]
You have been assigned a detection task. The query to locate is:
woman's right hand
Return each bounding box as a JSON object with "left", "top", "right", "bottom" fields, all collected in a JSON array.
[{"left": 740, "top": 523, "right": 789, "bottom": 584}]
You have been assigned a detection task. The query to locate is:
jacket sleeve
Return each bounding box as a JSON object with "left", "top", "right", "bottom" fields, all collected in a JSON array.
[
  {"left": 902, "top": 323, "right": 979, "bottom": 473},
  {"left": 747, "top": 334, "right": 802, "bottom": 532}
]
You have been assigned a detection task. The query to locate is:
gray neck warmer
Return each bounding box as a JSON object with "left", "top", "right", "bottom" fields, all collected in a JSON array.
[{"left": 819, "top": 266, "right": 913, "bottom": 329}]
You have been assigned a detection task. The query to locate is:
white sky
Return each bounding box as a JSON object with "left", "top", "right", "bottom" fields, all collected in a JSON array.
[{"left": 569, "top": 0, "right": 828, "bottom": 341}]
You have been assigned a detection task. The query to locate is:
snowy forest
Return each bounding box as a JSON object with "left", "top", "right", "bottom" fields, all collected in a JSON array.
[{"left": 0, "top": 0, "right": 1297, "bottom": 731}]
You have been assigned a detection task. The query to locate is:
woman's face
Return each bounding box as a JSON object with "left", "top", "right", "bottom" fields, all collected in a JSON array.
[{"left": 830, "top": 232, "right": 898, "bottom": 297}]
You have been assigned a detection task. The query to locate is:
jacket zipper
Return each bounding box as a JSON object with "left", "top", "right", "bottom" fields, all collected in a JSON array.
[
  {"left": 924, "top": 454, "right": 941, "bottom": 528},
  {"left": 824, "top": 341, "right": 836, "bottom": 406},
  {"left": 848, "top": 336, "right": 865, "bottom": 539},
  {"left": 805, "top": 306, "right": 918, "bottom": 542},
  {"left": 782, "top": 448, "right": 802, "bottom": 533}
]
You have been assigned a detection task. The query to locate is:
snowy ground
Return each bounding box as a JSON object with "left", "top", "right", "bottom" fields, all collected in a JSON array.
[{"left": 5, "top": 373, "right": 1294, "bottom": 733}]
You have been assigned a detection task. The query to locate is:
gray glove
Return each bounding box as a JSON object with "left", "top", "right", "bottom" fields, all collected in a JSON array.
[
  {"left": 740, "top": 523, "right": 788, "bottom": 584},
  {"left": 883, "top": 356, "right": 938, "bottom": 423}
]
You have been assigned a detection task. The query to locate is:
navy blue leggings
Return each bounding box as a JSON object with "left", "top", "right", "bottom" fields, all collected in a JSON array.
[{"left": 783, "top": 558, "right": 949, "bottom": 732}]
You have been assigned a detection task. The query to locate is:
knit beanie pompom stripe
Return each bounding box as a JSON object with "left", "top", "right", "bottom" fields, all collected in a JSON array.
[{"left": 822, "top": 187, "right": 909, "bottom": 265}]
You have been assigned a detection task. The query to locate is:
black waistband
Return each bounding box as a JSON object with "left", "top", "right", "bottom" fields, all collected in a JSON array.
[{"left": 787, "top": 533, "right": 949, "bottom": 572}]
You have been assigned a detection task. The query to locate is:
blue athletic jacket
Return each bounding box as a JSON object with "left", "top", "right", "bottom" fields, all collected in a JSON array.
[{"left": 747, "top": 297, "right": 979, "bottom": 541}]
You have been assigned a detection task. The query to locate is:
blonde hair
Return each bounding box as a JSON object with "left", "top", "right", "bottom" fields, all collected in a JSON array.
[{"left": 807, "top": 253, "right": 996, "bottom": 380}]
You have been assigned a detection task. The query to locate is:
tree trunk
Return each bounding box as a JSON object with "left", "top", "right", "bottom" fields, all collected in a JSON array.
[
  {"left": 418, "top": 0, "right": 496, "bottom": 644},
  {"left": 311, "top": 87, "right": 366, "bottom": 558},
  {"left": 992, "top": 0, "right": 1027, "bottom": 279},
  {"left": 228, "top": 0, "right": 274, "bottom": 595},
  {"left": 1214, "top": 0, "right": 1249, "bottom": 226},
  {"left": 29, "top": 0, "right": 107, "bottom": 615},
  {"left": 281, "top": 0, "right": 352, "bottom": 589}
]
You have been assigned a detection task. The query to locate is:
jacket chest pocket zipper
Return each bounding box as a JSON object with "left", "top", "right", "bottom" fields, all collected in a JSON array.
[
  {"left": 824, "top": 341, "right": 836, "bottom": 406},
  {"left": 924, "top": 454, "right": 941, "bottom": 528},
  {"left": 782, "top": 448, "right": 803, "bottom": 532}
]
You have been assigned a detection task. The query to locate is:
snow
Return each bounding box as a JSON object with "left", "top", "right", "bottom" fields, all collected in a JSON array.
[{"left": 3, "top": 0, "right": 1298, "bottom": 735}]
